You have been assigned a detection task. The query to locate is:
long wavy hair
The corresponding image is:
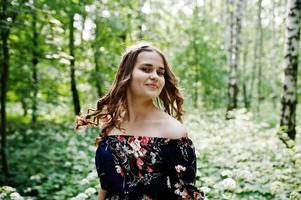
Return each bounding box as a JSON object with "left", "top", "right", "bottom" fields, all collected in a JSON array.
[{"left": 75, "top": 42, "right": 184, "bottom": 138}]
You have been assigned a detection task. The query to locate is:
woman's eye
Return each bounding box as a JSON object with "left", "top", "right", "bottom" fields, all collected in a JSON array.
[
  {"left": 141, "top": 68, "right": 151, "bottom": 72},
  {"left": 157, "top": 71, "right": 164, "bottom": 76}
]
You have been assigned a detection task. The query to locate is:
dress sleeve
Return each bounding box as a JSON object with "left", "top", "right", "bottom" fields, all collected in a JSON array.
[
  {"left": 95, "top": 144, "right": 109, "bottom": 190},
  {"left": 162, "top": 137, "right": 205, "bottom": 200}
]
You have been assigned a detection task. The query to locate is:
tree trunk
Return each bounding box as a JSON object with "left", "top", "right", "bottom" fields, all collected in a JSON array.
[
  {"left": 21, "top": 99, "right": 28, "bottom": 116},
  {"left": 248, "top": 0, "right": 263, "bottom": 112},
  {"left": 0, "top": 0, "right": 10, "bottom": 183},
  {"left": 137, "top": 0, "right": 146, "bottom": 39},
  {"left": 94, "top": 21, "right": 102, "bottom": 98},
  {"left": 92, "top": 20, "right": 104, "bottom": 98},
  {"left": 270, "top": 0, "right": 278, "bottom": 108},
  {"left": 127, "top": 12, "right": 133, "bottom": 43},
  {"left": 31, "top": 8, "right": 38, "bottom": 123},
  {"left": 69, "top": 14, "right": 81, "bottom": 115},
  {"left": 226, "top": 0, "right": 236, "bottom": 113},
  {"left": 256, "top": 0, "right": 263, "bottom": 112},
  {"left": 226, "top": 0, "right": 243, "bottom": 118},
  {"left": 193, "top": 0, "right": 199, "bottom": 108},
  {"left": 220, "top": 0, "right": 225, "bottom": 25},
  {"left": 279, "top": 0, "right": 300, "bottom": 142},
  {"left": 94, "top": 51, "right": 102, "bottom": 98},
  {"left": 242, "top": 41, "right": 249, "bottom": 109}
]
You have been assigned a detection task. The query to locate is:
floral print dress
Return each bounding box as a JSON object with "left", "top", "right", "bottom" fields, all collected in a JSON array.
[{"left": 95, "top": 135, "right": 205, "bottom": 200}]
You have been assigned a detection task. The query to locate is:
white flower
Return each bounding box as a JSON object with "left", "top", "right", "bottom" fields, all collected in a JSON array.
[
  {"left": 78, "top": 151, "right": 86, "bottom": 158},
  {"left": 201, "top": 177, "right": 215, "bottom": 186},
  {"left": 286, "top": 140, "right": 295, "bottom": 148},
  {"left": 73, "top": 165, "right": 83, "bottom": 172},
  {"left": 0, "top": 193, "right": 7, "bottom": 198},
  {"left": 270, "top": 181, "right": 283, "bottom": 195},
  {"left": 200, "top": 186, "right": 211, "bottom": 193},
  {"left": 64, "top": 161, "right": 72, "bottom": 167},
  {"left": 290, "top": 191, "right": 301, "bottom": 200},
  {"left": 2, "top": 186, "right": 16, "bottom": 193},
  {"left": 30, "top": 175, "right": 41, "bottom": 181},
  {"left": 80, "top": 178, "right": 89, "bottom": 185},
  {"left": 76, "top": 193, "right": 88, "bottom": 200},
  {"left": 10, "top": 192, "right": 24, "bottom": 200},
  {"left": 89, "top": 146, "right": 96, "bottom": 152},
  {"left": 24, "top": 187, "right": 32, "bottom": 193},
  {"left": 85, "top": 187, "right": 97, "bottom": 196},
  {"left": 241, "top": 170, "right": 253, "bottom": 181},
  {"left": 221, "top": 170, "right": 233, "bottom": 177},
  {"left": 221, "top": 178, "right": 236, "bottom": 190},
  {"left": 86, "top": 171, "right": 98, "bottom": 181}
]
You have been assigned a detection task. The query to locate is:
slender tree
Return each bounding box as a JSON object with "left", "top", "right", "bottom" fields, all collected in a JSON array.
[
  {"left": 137, "top": 0, "right": 146, "bottom": 39},
  {"left": 93, "top": 19, "right": 103, "bottom": 98},
  {"left": 279, "top": 0, "right": 300, "bottom": 142},
  {"left": 69, "top": 13, "right": 81, "bottom": 115},
  {"left": 0, "top": 0, "right": 10, "bottom": 182},
  {"left": 226, "top": 0, "right": 243, "bottom": 118},
  {"left": 242, "top": 40, "right": 249, "bottom": 109},
  {"left": 270, "top": 0, "right": 278, "bottom": 108},
  {"left": 0, "top": 0, "right": 18, "bottom": 183},
  {"left": 192, "top": 0, "right": 200, "bottom": 108},
  {"left": 256, "top": 0, "right": 263, "bottom": 112},
  {"left": 31, "top": 5, "right": 38, "bottom": 123}
]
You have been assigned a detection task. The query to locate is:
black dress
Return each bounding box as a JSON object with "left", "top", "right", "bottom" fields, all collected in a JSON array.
[{"left": 95, "top": 135, "right": 205, "bottom": 200}]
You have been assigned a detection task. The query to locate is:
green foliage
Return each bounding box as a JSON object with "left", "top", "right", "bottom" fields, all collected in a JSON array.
[
  {"left": 2, "top": 121, "right": 100, "bottom": 199},
  {"left": 2, "top": 0, "right": 301, "bottom": 199},
  {"left": 2, "top": 109, "right": 301, "bottom": 199},
  {"left": 4, "top": 0, "right": 290, "bottom": 116},
  {"left": 186, "top": 109, "right": 301, "bottom": 200}
]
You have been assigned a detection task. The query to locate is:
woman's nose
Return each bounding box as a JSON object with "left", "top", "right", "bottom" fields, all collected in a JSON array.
[{"left": 150, "top": 71, "right": 159, "bottom": 79}]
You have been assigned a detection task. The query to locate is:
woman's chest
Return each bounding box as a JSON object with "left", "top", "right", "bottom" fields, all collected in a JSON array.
[
  {"left": 110, "top": 121, "right": 167, "bottom": 138},
  {"left": 97, "top": 136, "right": 169, "bottom": 177}
]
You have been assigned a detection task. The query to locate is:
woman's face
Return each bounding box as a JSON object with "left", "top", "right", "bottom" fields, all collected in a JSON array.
[{"left": 127, "top": 50, "right": 165, "bottom": 100}]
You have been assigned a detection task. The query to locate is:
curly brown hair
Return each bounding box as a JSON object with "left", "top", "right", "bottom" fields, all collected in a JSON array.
[{"left": 75, "top": 42, "right": 184, "bottom": 138}]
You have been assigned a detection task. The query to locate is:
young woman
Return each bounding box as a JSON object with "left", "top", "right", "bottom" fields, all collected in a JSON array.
[{"left": 76, "top": 42, "right": 205, "bottom": 200}]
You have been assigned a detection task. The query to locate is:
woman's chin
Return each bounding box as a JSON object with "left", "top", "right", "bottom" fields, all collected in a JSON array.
[{"left": 142, "top": 92, "right": 160, "bottom": 100}]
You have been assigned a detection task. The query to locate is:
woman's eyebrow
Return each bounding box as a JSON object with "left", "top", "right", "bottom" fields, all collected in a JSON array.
[
  {"left": 141, "top": 63, "right": 165, "bottom": 70},
  {"left": 141, "top": 63, "right": 154, "bottom": 67}
]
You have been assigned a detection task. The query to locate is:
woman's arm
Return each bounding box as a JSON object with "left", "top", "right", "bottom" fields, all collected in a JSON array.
[{"left": 98, "top": 187, "right": 107, "bottom": 200}]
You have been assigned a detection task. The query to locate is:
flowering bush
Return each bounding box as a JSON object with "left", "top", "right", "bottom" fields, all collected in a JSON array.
[
  {"left": 187, "top": 108, "right": 301, "bottom": 200},
  {"left": 3, "top": 108, "right": 301, "bottom": 199},
  {"left": 0, "top": 186, "right": 24, "bottom": 200}
]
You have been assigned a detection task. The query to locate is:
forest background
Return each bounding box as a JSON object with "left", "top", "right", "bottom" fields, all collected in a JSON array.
[{"left": 0, "top": 0, "right": 301, "bottom": 199}]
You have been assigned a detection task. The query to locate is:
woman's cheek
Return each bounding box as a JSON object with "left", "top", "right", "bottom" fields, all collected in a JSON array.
[{"left": 160, "top": 79, "right": 165, "bottom": 90}]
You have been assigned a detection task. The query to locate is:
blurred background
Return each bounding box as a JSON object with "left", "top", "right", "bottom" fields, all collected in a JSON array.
[{"left": 0, "top": 0, "right": 300, "bottom": 199}]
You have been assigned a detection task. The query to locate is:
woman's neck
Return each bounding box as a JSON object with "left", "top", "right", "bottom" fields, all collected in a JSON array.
[{"left": 125, "top": 96, "right": 157, "bottom": 124}]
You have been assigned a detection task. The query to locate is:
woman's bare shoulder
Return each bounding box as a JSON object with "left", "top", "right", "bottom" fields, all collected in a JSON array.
[{"left": 156, "top": 111, "right": 187, "bottom": 139}]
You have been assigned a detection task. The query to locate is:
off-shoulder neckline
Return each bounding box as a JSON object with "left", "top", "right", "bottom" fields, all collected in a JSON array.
[{"left": 105, "top": 134, "right": 190, "bottom": 140}]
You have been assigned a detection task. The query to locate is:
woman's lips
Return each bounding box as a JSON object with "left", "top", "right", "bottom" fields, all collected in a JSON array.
[{"left": 145, "top": 84, "right": 158, "bottom": 89}]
